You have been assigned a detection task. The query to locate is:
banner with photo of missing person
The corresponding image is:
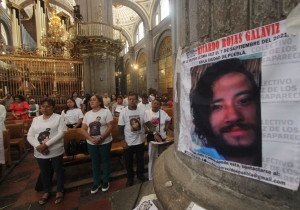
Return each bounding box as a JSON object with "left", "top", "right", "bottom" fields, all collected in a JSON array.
[{"left": 178, "top": 20, "right": 300, "bottom": 190}]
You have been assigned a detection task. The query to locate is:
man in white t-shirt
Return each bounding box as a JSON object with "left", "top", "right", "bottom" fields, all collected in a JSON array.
[
  {"left": 144, "top": 99, "right": 172, "bottom": 180},
  {"left": 118, "top": 93, "right": 160, "bottom": 186},
  {"left": 137, "top": 94, "right": 151, "bottom": 114}
]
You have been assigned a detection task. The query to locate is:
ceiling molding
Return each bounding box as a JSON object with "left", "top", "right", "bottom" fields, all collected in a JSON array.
[{"left": 112, "top": 0, "right": 150, "bottom": 31}]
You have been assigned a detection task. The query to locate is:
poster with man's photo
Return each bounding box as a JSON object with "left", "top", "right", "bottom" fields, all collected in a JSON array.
[{"left": 178, "top": 20, "right": 300, "bottom": 190}]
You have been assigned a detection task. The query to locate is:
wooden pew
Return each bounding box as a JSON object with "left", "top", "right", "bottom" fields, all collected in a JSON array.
[
  {"left": 6, "top": 123, "right": 25, "bottom": 158},
  {"left": 3, "top": 130, "right": 12, "bottom": 167}
]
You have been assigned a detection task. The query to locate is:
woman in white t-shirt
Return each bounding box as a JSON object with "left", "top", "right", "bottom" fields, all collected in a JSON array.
[
  {"left": 81, "top": 95, "right": 113, "bottom": 194},
  {"left": 61, "top": 98, "right": 84, "bottom": 128},
  {"left": 144, "top": 98, "right": 171, "bottom": 180},
  {"left": 27, "top": 98, "right": 67, "bottom": 205}
]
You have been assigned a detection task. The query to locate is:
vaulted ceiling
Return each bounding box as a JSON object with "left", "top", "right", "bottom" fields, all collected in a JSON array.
[{"left": 9, "top": 0, "right": 158, "bottom": 46}]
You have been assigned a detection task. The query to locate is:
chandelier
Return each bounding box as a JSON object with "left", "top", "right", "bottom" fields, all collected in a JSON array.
[{"left": 40, "top": 11, "right": 74, "bottom": 56}]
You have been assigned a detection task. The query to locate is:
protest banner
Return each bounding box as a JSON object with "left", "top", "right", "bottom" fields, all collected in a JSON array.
[{"left": 178, "top": 20, "right": 300, "bottom": 190}]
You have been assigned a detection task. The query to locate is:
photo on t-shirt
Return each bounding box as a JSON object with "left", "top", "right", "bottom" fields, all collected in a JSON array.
[
  {"left": 129, "top": 115, "right": 141, "bottom": 132},
  {"left": 38, "top": 128, "right": 51, "bottom": 144},
  {"left": 150, "top": 117, "right": 160, "bottom": 128},
  {"left": 89, "top": 116, "right": 101, "bottom": 136}
]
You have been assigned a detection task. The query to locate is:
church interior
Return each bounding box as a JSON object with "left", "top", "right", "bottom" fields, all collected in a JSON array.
[{"left": 0, "top": 0, "right": 299, "bottom": 209}]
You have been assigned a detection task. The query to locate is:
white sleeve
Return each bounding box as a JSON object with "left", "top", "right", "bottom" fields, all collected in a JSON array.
[
  {"left": 82, "top": 112, "right": 88, "bottom": 125},
  {"left": 78, "top": 108, "right": 84, "bottom": 119},
  {"left": 27, "top": 118, "right": 40, "bottom": 148},
  {"left": 162, "top": 110, "right": 171, "bottom": 122},
  {"left": 0, "top": 105, "right": 6, "bottom": 122}
]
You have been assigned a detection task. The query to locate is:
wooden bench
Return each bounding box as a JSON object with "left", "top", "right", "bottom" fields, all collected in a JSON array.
[
  {"left": 3, "top": 130, "right": 12, "bottom": 167},
  {"left": 6, "top": 123, "right": 25, "bottom": 159}
]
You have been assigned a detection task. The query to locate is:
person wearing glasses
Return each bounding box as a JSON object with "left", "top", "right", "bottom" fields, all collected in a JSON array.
[{"left": 27, "top": 98, "right": 67, "bottom": 205}]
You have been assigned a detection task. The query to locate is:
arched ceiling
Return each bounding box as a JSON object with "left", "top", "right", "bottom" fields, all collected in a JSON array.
[
  {"left": 11, "top": 0, "right": 75, "bottom": 14},
  {"left": 9, "top": 0, "right": 161, "bottom": 47},
  {"left": 112, "top": 0, "right": 156, "bottom": 46}
]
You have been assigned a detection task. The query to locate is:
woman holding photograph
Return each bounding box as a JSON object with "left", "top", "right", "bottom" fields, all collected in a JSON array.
[
  {"left": 81, "top": 95, "right": 113, "bottom": 194},
  {"left": 27, "top": 98, "right": 67, "bottom": 205}
]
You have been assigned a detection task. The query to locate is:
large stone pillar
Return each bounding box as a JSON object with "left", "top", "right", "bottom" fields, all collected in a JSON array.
[
  {"left": 10, "top": 7, "right": 21, "bottom": 48},
  {"left": 145, "top": 31, "right": 156, "bottom": 91},
  {"left": 35, "top": 0, "right": 47, "bottom": 52},
  {"left": 75, "top": 0, "right": 120, "bottom": 95},
  {"left": 153, "top": 0, "right": 300, "bottom": 209}
]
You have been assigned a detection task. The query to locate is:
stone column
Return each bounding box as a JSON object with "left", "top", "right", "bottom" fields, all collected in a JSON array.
[
  {"left": 145, "top": 31, "right": 156, "bottom": 92},
  {"left": 0, "top": 22, "right": 3, "bottom": 47},
  {"left": 75, "top": 0, "right": 120, "bottom": 95},
  {"left": 35, "top": 0, "right": 46, "bottom": 51},
  {"left": 10, "top": 7, "right": 21, "bottom": 48},
  {"left": 153, "top": 0, "right": 300, "bottom": 209}
]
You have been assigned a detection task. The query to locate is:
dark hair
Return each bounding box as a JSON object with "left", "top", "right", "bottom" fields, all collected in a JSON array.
[
  {"left": 14, "top": 94, "right": 25, "bottom": 102},
  {"left": 92, "top": 94, "right": 106, "bottom": 109},
  {"left": 128, "top": 92, "right": 138, "bottom": 100},
  {"left": 71, "top": 91, "right": 78, "bottom": 97},
  {"left": 153, "top": 98, "right": 161, "bottom": 105},
  {"left": 63, "top": 98, "right": 78, "bottom": 113},
  {"left": 191, "top": 58, "right": 261, "bottom": 147},
  {"left": 41, "top": 98, "right": 55, "bottom": 107},
  {"left": 116, "top": 95, "right": 123, "bottom": 100},
  {"left": 141, "top": 93, "right": 148, "bottom": 99}
]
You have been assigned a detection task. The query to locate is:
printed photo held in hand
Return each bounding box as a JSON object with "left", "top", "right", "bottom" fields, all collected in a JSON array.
[{"left": 190, "top": 58, "right": 262, "bottom": 166}]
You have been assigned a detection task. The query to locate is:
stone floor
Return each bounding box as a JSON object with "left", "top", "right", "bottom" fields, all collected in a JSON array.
[{"left": 0, "top": 149, "right": 149, "bottom": 210}]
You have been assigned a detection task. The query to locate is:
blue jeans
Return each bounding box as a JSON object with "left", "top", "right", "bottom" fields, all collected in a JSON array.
[
  {"left": 36, "top": 154, "right": 64, "bottom": 193},
  {"left": 87, "top": 142, "right": 112, "bottom": 185}
]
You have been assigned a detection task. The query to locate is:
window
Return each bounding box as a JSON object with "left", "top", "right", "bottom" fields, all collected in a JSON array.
[
  {"left": 155, "top": 0, "right": 170, "bottom": 26},
  {"left": 124, "top": 40, "right": 129, "bottom": 54},
  {"left": 136, "top": 21, "right": 144, "bottom": 43},
  {"left": 160, "top": 0, "right": 169, "bottom": 20},
  {"left": 155, "top": 13, "right": 159, "bottom": 26},
  {"left": 0, "top": 23, "right": 8, "bottom": 45},
  {"left": 1, "top": 0, "right": 7, "bottom": 9}
]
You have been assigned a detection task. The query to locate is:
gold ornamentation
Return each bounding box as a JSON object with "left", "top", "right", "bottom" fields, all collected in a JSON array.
[{"left": 40, "top": 11, "right": 74, "bottom": 57}]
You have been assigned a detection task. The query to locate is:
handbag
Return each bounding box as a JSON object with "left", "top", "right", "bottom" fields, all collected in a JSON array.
[
  {"left": 65, "top": 139, "right": 78, "bottom": 156},
  {"left": 77, "top": 140, "right": 89, "bottom": 154}
]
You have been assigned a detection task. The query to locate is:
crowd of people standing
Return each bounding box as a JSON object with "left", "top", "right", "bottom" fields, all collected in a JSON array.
[{"left": 0, "top": 91, "right": 173, "bottom": 205}]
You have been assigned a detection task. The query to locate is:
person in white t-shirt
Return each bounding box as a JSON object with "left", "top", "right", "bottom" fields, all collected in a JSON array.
[
  {"left": 27, "top": 98, "right": 67, "bottom": 205},
  {"left": 137, "top": 94, "right": 151, "bottom": 114},
  {"left": 81, "top": 95, "right": 113, "bottom": 194},
  {"left": 72, "top": 91, "right": 83, "bottom": 109},
  {"left": 102, "top": 93, "right": 111, "bottom": 107},
  {"left": 118, "top": 93, "right": 159, "bottom": 186},
  {"left": 144, "top": 99, "right": 172, "bottom": 180},
  {"left": 61, "top": 98, "right": 84, "bottom": 128},
  {"left": 111, "top": 95, "right": 125, "bottom": 117},
  {"left": 0, "top": 104, "right": 6, "bottom": 165}
]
